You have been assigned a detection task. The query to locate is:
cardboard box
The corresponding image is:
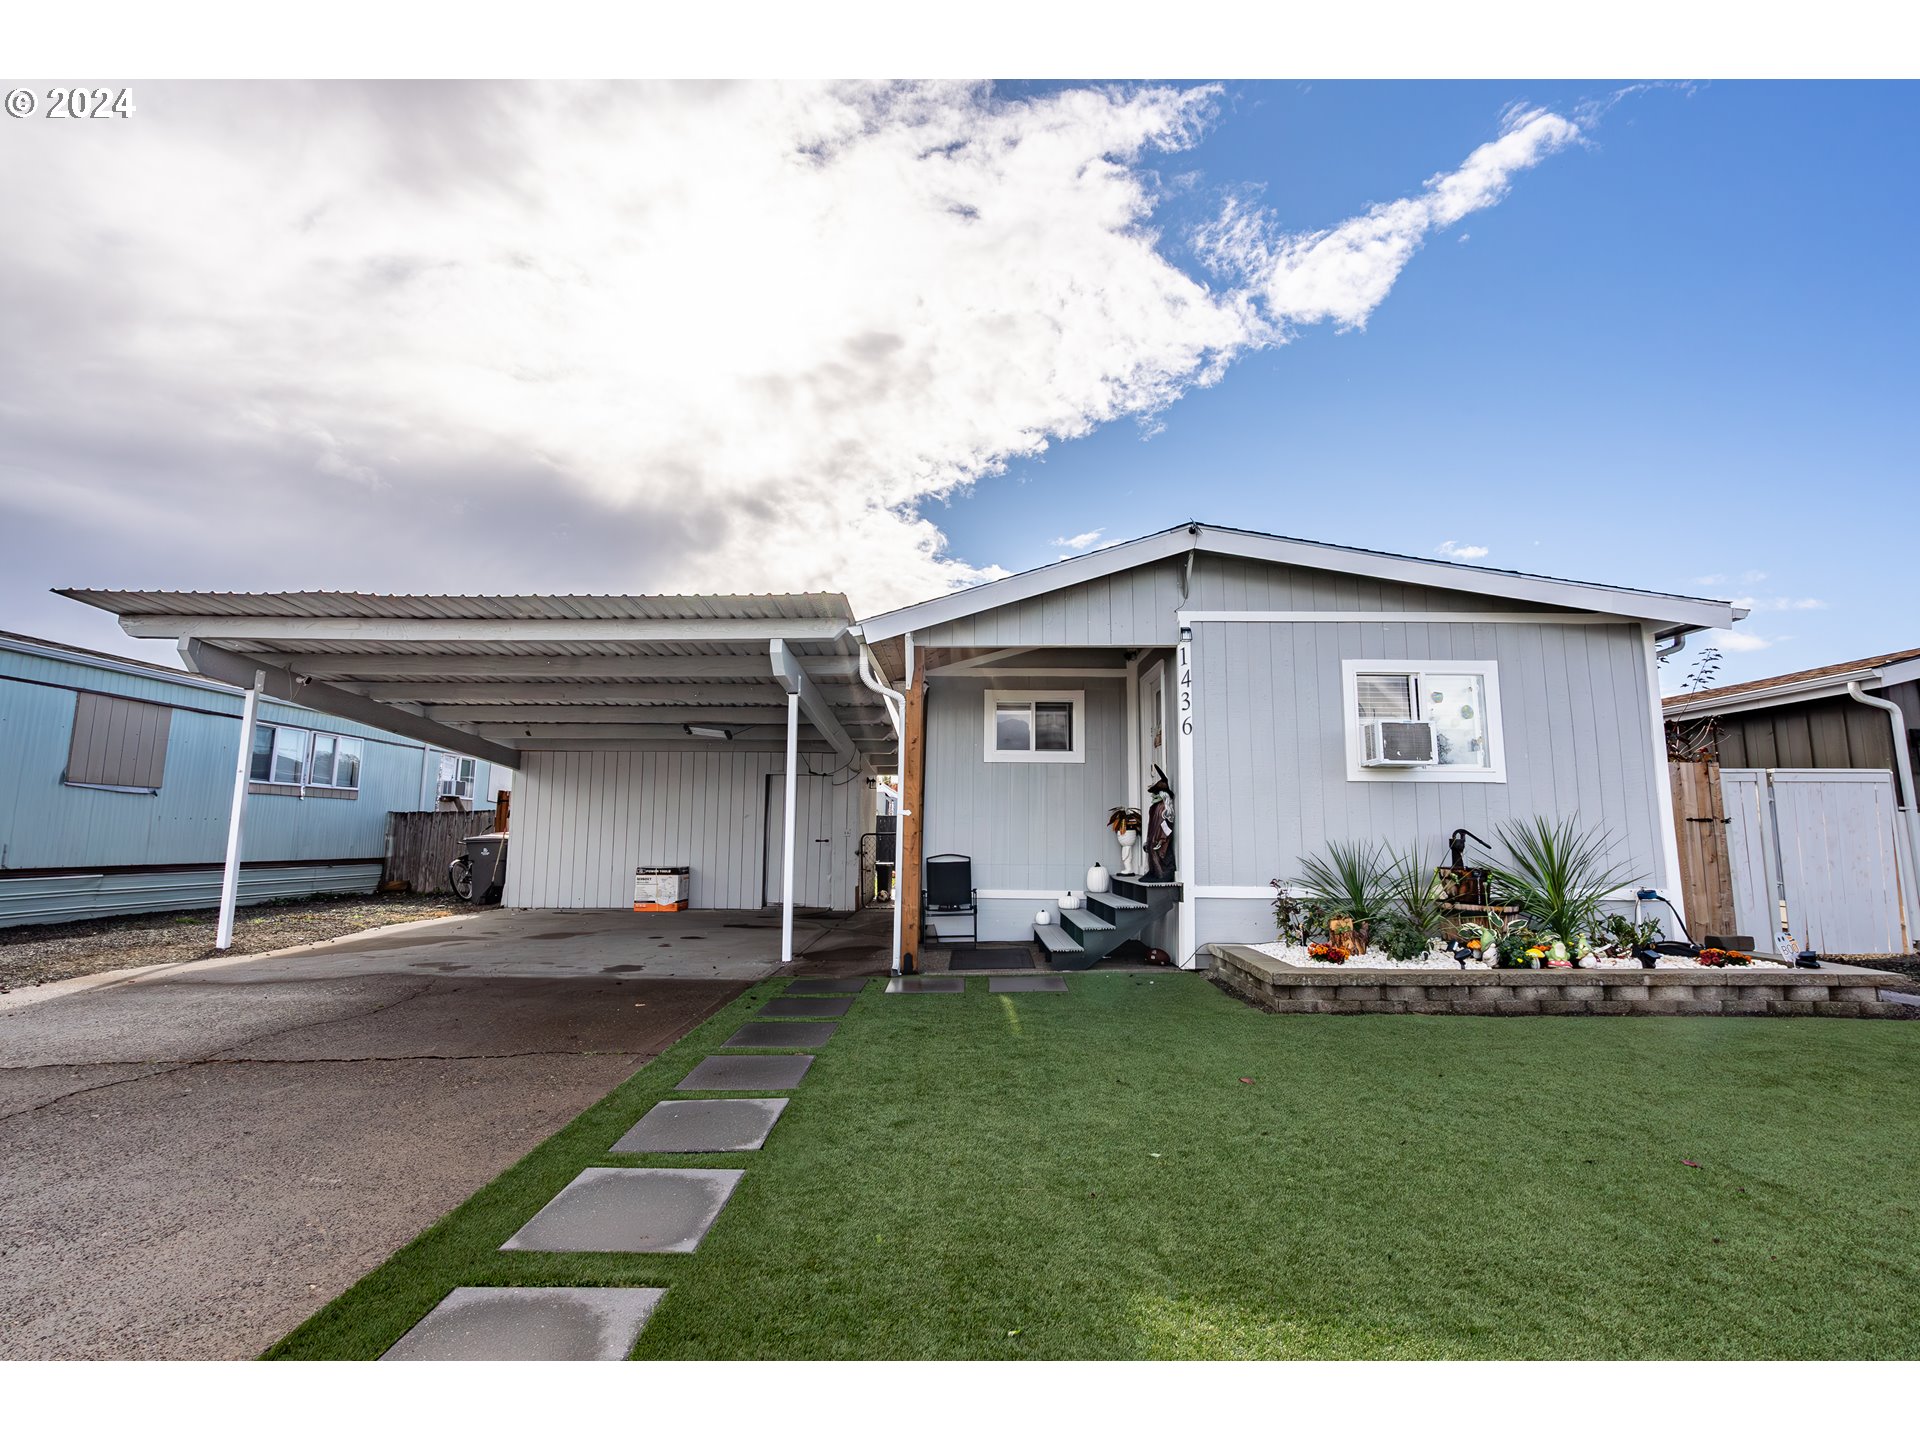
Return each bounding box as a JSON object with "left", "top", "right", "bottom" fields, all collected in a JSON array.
[{"left": 633, "top": 867, "right": 690, "bottom": 908}]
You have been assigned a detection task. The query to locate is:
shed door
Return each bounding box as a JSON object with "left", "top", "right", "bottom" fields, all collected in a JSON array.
[{"left": 765, "top": 772, "right": 840, "bottom": 909}]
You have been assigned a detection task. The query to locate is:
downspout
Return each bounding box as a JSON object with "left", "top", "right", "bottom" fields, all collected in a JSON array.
[
  {"left": 850, "top": 627, "right": 908, "bottom": 975},
  {"left": 1847, "top": 681, "right": 1920, "bottom": 948}
]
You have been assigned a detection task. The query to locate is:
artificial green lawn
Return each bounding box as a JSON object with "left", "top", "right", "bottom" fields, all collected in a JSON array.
[{"left": 267, "top": 972, "right": 1920, "bottom": 1360}]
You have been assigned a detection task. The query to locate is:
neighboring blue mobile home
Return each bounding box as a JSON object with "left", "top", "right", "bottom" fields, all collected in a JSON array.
[{"left": 0, "top": 632, "right": 509, "bottom": 927}]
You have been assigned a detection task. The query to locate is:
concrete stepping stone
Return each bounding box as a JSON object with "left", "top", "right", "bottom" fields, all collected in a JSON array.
[
  {"left": 611, "top": 1098, "right": 787, "bottom": 1154},
  {"left": 677, "top": 1053, "right": 813, "bottom": 1090},
  {"left": 501, "top": 1167, "right": 743, "bottom": 1253},
  {"left": 991, "top": 975, "right": 1068, "bottom": 993},
  {"left": 884, "top": 975, "right": 964, "bottom": 993},
  {"left": 756, "top": 996, "right": 854, "bottom": 1019},
  {"left": 382, "top": 1286, "right": 666, "bottom": 1361},
  {"left": 723, "top": 1020, "right": 837, "bottom": 1048},
  {"left": 784, "top": 977, "right": 871, "bottom": 994}
]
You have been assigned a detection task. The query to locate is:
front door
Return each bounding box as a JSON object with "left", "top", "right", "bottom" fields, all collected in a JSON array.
[
  {"left": 1140, "top": 661, "right": 1167, "bottom": 792},
  {"left": 764, "top": 772, "right": 840, "bottom": 908}
]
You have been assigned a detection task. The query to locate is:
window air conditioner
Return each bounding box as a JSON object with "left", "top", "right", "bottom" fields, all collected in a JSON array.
[
  {"left": 438, "top": 778, "right": 469, "bottom": 798},
  {"left": 1361, "top": 719, "right": 1436, "bottom": 767}
]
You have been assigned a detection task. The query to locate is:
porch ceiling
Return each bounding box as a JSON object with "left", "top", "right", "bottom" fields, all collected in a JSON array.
[{"left": 56, "top": 590, "right": 897, "bottom": 770}]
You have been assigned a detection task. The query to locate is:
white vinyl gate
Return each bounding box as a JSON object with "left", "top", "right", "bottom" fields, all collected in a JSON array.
[{"left": 1721, "top": 768, "right": 1916, "bottom": 955}]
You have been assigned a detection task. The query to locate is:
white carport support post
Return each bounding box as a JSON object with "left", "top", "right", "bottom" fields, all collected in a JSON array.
[
  {"left": 781, "top": 688, "right": 800, "bottom": 964},
  {"left": 216, "top": 670, "right": 265, "bottom": 950}
]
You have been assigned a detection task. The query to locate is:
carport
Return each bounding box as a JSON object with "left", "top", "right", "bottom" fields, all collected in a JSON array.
[{"left": 58, "top": 590, "right": 905, "bottom": 967}]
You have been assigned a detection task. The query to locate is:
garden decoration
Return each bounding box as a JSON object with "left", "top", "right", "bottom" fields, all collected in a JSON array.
[
  {"left": 1108, "top": 806, "right": 1145, "bottom": 877},
  {"left": 1085, "top": 862, "right": 1111, "bottom": 894},
  {"left": 1144, "top": 765, "right": 1176, "bottom": 882}
]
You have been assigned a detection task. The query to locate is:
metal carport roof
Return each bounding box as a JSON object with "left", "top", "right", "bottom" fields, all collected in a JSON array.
[{"left": 56, "top": 590, "right": 899, "bottom": 772}]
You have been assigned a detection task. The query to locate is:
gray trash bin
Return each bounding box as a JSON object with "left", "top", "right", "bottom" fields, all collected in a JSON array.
[{"left": 463, "top": 833, "right": 510, "bottom": 900}]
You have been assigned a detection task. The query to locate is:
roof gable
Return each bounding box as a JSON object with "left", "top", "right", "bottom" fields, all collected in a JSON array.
[{"left": 857, "top": 523, "right": 1740, "bottom": 640}]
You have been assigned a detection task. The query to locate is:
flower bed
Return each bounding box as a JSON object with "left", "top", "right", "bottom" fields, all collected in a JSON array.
[{"left": 1250, "top": 942, "right": 1790, "bottom": 971}]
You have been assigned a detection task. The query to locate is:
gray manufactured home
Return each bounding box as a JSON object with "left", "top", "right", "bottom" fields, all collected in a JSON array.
[{"left": 61, "top": 523, "right": 1739, "bottom": 969}]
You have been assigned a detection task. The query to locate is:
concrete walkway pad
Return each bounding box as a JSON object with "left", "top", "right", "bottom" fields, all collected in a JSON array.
[
  {"left": 382, "top": 1286, "right": 666, "bottom": 1360},
  {"left": 723, "top": 1021, "right": 837, "bottom": 1048},
  {"left": 756, "top": 996, "right": 854, "bottom": 1019},
  {"left": 677, "top": 1054, "right": 814, "bottom": 1090},
  {"left": 885, "top": 976, "right": 964, "bottom": 993},
  {"left": 991, "top": 975, "right": 1068, "bottom": 992},
  {"left": 502, "top": 1168, "right": 743, "bottom": 1253},
  {"left": 611, "top": 1099, "right": 788, "bottom": 1154},
  {"left": 784, "top": 977, "right": 872, "bottom": 995}
]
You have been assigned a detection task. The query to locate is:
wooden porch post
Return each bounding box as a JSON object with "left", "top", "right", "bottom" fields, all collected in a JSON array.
[{"left": 898, "top": 637, "right": 927, "bottom": 973}]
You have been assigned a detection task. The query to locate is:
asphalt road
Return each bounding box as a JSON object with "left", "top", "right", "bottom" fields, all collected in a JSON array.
[{"left": 0, "top": 968, "right": 745, "bottom": 1359}]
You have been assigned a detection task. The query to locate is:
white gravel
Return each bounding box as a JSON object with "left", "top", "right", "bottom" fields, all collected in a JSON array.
[{"left": 1248, "top": 941, "right": 1789, "bottom": 971}]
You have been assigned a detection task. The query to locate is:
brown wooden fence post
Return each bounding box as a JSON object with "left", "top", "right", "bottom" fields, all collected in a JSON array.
[{"left": 1669, "top": 759, "right": 1737, "bottom": 938}]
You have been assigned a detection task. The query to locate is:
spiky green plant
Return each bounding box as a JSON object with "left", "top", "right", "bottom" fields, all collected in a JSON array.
[
  {"left": 1386, "top": 843, "right": 1447, "bottom": 937},
  {"left": 1486, "top": 816, "right": 1643, "bottom": 944},
  {"left": 1291, "top": 839, "right": 1394, "bottom": 932}
]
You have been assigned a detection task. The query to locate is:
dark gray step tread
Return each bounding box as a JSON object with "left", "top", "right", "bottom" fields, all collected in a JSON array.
[
  {"left": 1034, "top": 923, "right": 1081, "bottom": 953},
  {"left": 1063, "top": 910, "right": 1114, "bottom": 931},
  {"left": 1092, "top": 894, "right": 1147, "bottom": 910}
]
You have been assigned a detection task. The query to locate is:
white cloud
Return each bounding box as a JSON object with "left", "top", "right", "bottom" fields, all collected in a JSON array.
[
  {"left": 1194, "top": 105, "right": 1579, "bottom": 331},
  {"left": 1709, "top": 630, "right": 1776, "bottom": 653},
  {"left": 0, "top": 82, "right": 1579, "bottom": 616},
  {"left": 1053, "top": 530, "right": 1105, "bottom": 551},
  {"left": 1731, "top": 596, "right": 1827, "bottom": 612},
  {"left": 1436, "top": 540, "right": 1490, "bottom": 560}
]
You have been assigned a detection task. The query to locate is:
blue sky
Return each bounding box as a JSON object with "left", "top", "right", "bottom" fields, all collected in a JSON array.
[
  {"left": 939, "top": 81, "right": 1918, "bottom": 689},
  {"left": 2, "top": 80, "right": 1911, "bottom": 691}
]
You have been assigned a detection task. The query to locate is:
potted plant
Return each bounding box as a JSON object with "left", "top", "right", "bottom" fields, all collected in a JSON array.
[{"left": 1108, "top": 806, "right": 1144, "bottom": 878}]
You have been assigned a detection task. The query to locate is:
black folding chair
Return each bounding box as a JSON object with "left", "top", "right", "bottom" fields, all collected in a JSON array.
[{"left": 922, "top": 853, "right": 977, "bottom": 945}]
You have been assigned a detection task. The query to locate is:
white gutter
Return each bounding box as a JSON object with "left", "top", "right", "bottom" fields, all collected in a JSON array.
[
  {"left": 849, "top": 627, "right": 907, "bottom": 975},
  {"left": 1846, "top": 682, "right": 1920, "bottom": 938}
]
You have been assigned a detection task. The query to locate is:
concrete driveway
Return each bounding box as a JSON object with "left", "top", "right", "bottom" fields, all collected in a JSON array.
[{"left": 0, "top": 905, "right": 890, "bottom": 1359}]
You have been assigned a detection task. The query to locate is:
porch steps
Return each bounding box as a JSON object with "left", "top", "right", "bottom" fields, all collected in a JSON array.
[
  {"left": 1037, "top": 874, "right": 1181, "bottom": 970},
  {"left": 1033, "top": 924, "right": 1081, "bottom": 958}
]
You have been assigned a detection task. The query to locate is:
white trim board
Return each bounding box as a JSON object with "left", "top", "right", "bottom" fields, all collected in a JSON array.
[
  {"left": 1191, "top": 885, "right": 1280, "bottom": 899},
  {"left": 1179, "top": 610, "right": 1631, "bottom": 625},
  {"left": 858, "top": 523, "right": 1737, "bottom": 640}
]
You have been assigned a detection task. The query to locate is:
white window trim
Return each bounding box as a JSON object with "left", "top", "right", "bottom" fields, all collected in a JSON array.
[
  {"left": 249, "top": 724, "right": 364, "bottom": 794},
  {"left": 1340, "top": 659, "right": 1506, "bottom": 784},
  {"left": 982, "top": 689, "right": 1086, "bottom": 764},
  {"left": 310, "top": 733, "right": 364, "bottom": 793}
]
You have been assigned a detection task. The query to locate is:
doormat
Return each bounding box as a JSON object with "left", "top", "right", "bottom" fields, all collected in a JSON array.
[{"left": 946, "top": 947, "right": 1031, "bottom": 971}]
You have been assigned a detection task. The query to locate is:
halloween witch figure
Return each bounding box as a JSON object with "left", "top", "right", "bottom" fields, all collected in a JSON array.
[{"left": 1144, "top": 764, "right": 1176, "bottom": 881}]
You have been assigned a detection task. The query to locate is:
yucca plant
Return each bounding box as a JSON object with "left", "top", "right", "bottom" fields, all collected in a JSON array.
[
  {"left": 1386, "top": 843, "right": 1447, "bottom": 937},
  {"left": 1485, "top": 816, "right": 1642, "bottom": 945},
  {"left": 1292, "top": 839, "right": 1394, "bottom": 944}
]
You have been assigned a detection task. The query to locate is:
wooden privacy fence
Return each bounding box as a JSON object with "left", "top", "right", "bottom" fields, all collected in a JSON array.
[
  {"left": 1672, "top": 760, "right": 1916, "bottom": 954},
  {"left": 1669, "top": 760, "right": 1737, "bottom": 938},
  {"left": 385, "top": 809, "right": 498, "bottom": 894}
]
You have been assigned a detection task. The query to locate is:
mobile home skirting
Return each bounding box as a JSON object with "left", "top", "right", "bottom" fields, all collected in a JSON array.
[{"left": 0, "top": 860, "right": 382, "bottom": 928}]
